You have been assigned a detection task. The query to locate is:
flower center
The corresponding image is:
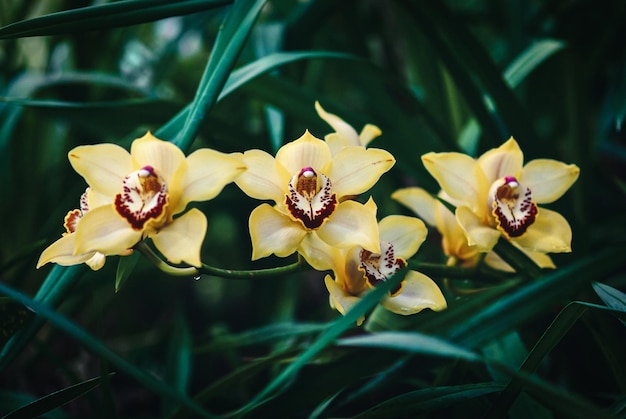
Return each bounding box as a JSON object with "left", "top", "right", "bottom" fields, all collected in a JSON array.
[
  {"left": 489, "top": 176, "right": 537, "bottom": 238},
  {"left": 285, "top": 166, "right": 337, "bottom": 230},
  {"left": 115, "top": 165, "right": 168, "bottom": 231},
  {"left": 358, "top": 241, "right": 406, "bottom": 296}
]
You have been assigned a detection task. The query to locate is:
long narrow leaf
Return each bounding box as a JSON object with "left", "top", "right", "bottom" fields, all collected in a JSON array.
[
  {"left": 3, "top": 374, "right": 113, "bottom": 419},
  {"left": 0, "top": 0, "right": 231, "bottom": 39},
  {"left": 0, "top": 281, "right": 214, "bottom": 419}
]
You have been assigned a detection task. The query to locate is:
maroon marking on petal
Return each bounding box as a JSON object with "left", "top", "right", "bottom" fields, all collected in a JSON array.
[
  {"left": 115, "top": 192, "right": 167, "bottom": 230},
  {"left": 63, "top": 209, "right": 82, "bottom": 234},
  {"left": 361, "top": 245, "right": 407, "bottom": 293},
  {"left": 492, "top": 181, "right": 538, "bottom": 237},
  {"left": 286, "top": 170, "right": 337, "bottom": 230}
]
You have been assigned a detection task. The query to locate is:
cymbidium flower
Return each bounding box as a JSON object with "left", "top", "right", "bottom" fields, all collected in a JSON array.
[
  {"left": 392, "top": 187, "right": 555, "bottom": 271},
  {"left": 37, "top": 188, "right": 114, "bottom": 271},
  {"left": 421, "top": 137, "right": 580, "bottom": 254},
  {"left": 56, "top": 132, "right": 245, "bottom": 267},
  {"left": 315, "top": 101, "right": 382, "bottom": 154},
  {"left": 233, "top": 130, "right": 395, "bottom": 267},
  {"left": 308, "top": 210, "right": 446, "bottom": 325}
]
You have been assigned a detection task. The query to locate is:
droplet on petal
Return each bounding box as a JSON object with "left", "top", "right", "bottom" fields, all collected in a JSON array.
[
  {"left": 115, "top": 165, "right": 168, "bottom": 231},
  {"left": 359, "top": 241, "right": 406, "bottom": 296},
  {"left": 285, "top": 167, "right": 337, "bottom": 230},
  {"left": 490, "top": 176, "right": 537, "bottom": 238}
]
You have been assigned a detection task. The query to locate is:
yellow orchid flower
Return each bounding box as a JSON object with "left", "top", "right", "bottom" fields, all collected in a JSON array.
[
  {"left": 37, "top": 188, "right": 113, "bottom": 271},
  {"left": 315, "top": 101, "right": 382, "bottom": 154},
  {"left": 307, "top": 211, "right": 446, "bottom": 325},
  {"left": 62, "top": 132, "right": 245, "bottom": 267},
  {"left": 421, "top": 137, "right": 580, "bottom": 254},
  {"left": 233, "top": 130, "right": 395, "bottom": 267},
  {"left": 392, "top": 187, "right": 556, "bottom": 271}
]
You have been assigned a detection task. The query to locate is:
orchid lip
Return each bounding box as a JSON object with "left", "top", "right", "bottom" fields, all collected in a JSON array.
[
  {"left": 115, "top": 166, "right": 169, "bottom": 231},
  {"left": 490, "top": 176, "right": 537, "bottom": 238},
  {"left": 359, "top": 241, "right": 406, "bottom": 295},
  {"left": 285, "top": 167, "right": 337, "bottom": 230}
]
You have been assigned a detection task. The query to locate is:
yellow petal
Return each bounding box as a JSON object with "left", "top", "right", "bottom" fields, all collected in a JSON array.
[
  {"left": 324, "top": 275, "right": 365, "bottom": 326},
  {"left": 421, "top": 152, "right": 488, "bottom": 214},
  {"left": 172, "top": 149, "right": 246, "bottom": 214},
  {"left": 477, "top": 137, "right": 523, "bottom": 183},
  {"left": 297, "top": 233, "right": 341, "bottom": 272},
  {"left": 84, "top": 253, "right": 107, "bottom": 271},
  {"left": 316, "top": 200, "right": 380, "bottom": 253},
  {"left": 234, "top": 149, "right": 291, "bottom": 203},
  {"left": 130, "top": 132, "right": 186, "bottom": 183},
  {"left": 69, "top": 143, "right": 132, "bottom": 197},
  {"left": 328, "top": 147, "right": 395, "bottom": 199},
  {"left": 484, "top": 247, "right": 555, "bottom": 272},
  {"left": 381, "top": 270, "right": 447, "bottom": 315},
  {"left": 315, "top": 101, "right": 361, "bottom": 146},
  {"left": 249, "top": 204, "right": 307, "bottom": 260},
  {"left": 359, "top": 124, "right": 382, "bottom": 147},
  {"left": 437, "top": 203, "right": 478, "bottom": 262},
  {"left": 521, "top": 159, "right": 580, "bottom": 204},
  {"left": 151, "top": 208, "right": 207, "bottom": 267},
  {"left": 37, "top": 234, "right": 94, "bottom": 268},
  {"left": 391, "top": 187, "right": 438, "bottom": 227},
  {"left": 513, "top": 208, "right": 572, "bottom": 253},
  {"left": 456, "top": 206, "right": 501, "bottom": 252},
  {"left": 275, "top": 130, "right": 332, "bottom": 175},
  {"left": 378, "top": 215, "right": 427, "bottom": 260},
  {"left": 74, "top": 205, "right": 141, "bottom": 256}
]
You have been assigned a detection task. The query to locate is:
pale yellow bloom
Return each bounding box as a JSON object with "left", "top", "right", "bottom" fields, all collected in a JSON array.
[
  {"left": 301, "top": 206, "right": 447, "bottom": 325},
  {"left": 315, "top": 101, "right": 382, "bottom": 154},
  {"left": 37, "top": 188, "right": 112, "bottom": 271},
  {"left": 421, "top": 137, "right": 579, "bottom": 254},
  {"left": 46, "top": 132, "right": 245, "bottom": 268},
  {"left": 233, "top": 130, "right": 395, "bottom": 268},
  {"left": 392, "top": 187, "right": 555, "bottom": 271}
]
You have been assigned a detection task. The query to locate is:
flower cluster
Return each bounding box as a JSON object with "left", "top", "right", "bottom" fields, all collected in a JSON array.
[{"left": 38, "top": 103, "right": 580, "bottom": 324}]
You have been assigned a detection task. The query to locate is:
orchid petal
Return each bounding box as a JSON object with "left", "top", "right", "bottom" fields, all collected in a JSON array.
[
  {"left": 315, "top": 101, "right": 361, "bottom": 147},
  {"left": 477, "top": 137, "right": 524, "bottom": 183},
  {"left": 130, "top": 132, "right": 186, "bottom": 183},
  {"left": 151, "top": 208, "right": 207, "bottom": 267},
  {"left": 378, "top": 215, "right": 427, "bottom": 259},
  {"left": 422, "top": 152, "right": 488, "bottom": 214},
  {"left": 328, "top": 147, "right": 395, "bottom": 199},
  {"left": 316, "top": 200, "right": 380, "bottom": 253},
  {"left": 234, "top": 149, "right": 291, "bottom": 202},
  {"left": 298, "top": 233, "right": 340, "bottom": 272},
  {"left": 249, "top": 204, "right": 307, "bottom": 260},
  {"left": 324, "top": 275, "right": 365, "bottom": 325},
  {"left": 172, "top": 149, "right": 246, "bottom": 214},
  {"left": 37, "top": 234, "right": 95, "bottom": 268},
  {"left": 69, "top": 143, "right": 132, "bottom": 197},
  {"left": 521, "top": 159, "right": 580, "bottom": 204},
  {"left": 456, "top": 206, "right": 501, "bottom": 252},
  {"left": 513, "top": 208, "right": 572, "bottom": 253},
  {"left": 391, "top": 187, "right": 438, "bottom": 227},
  {"left": 74, "top": 205, "right": 141, "bottom": 256},
  {"left": 275, "top": 130, "right": 332, "bottom": 175},
  {"left": 381, "top": 270, "right": 447, "bottom": 315},
  {"left": 359, "top": 124, "right": 382, "bottom": 147}
]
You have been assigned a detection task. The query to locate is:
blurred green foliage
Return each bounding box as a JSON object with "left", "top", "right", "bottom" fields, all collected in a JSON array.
[{"left": 1, "top": 0, "right": 625, "bottom": 418}]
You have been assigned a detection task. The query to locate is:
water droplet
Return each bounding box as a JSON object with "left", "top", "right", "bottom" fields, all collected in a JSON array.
[{"left": 193, "top": 275, "right": 201, "bottom": 281}]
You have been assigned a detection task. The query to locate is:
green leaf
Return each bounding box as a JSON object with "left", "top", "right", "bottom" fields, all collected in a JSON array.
[
  {"left": 194, "top": 322, "right": 326, "bottom": 353},
  {"left": 354, "top": 383, "right": 503, "bottom": 419},
  {"left": 0, "top": 281, "right": 214, "bottom": 419},
  {"left": 233, "top": 265, "right": 408, "bottom": 416},
  {"left": 115, "top": 251, "right": 141, "bottom": 293},
  {"left": 0, "top": 0, "right": 231, "bottom": 39},
  {"left": 173, "top": 0, "right": 268, "bottom": 151},
  {"left": 592, "top": 282, "right": 626, "bottom": 315},
  {"left": 336, "top": 331, "right": 482, "bottom": 363},
  {"left": 503, "top": 39, "right": 567, "bottom": 88},
  {"left": 2, "top": 374, "right": 113, "bottom": 419},
  {"left": 486, "top": 300, "right": 626, "bottom": 418}
]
